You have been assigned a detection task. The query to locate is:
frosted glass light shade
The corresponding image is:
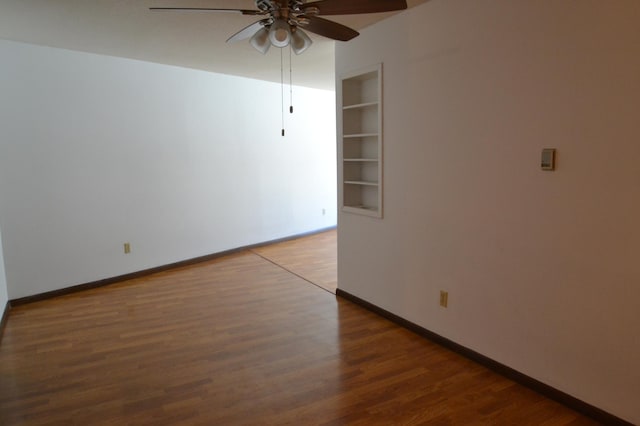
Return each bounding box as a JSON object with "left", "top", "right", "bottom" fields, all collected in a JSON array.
[
  {"left": 250, "top": 27, "right": 270, "bottom": 54},
  {"left": 269, "top": 19, "right": 291, "bottom": 48},
  {"left": 291, "top": 28, "right": 312, "bottom": 55}
]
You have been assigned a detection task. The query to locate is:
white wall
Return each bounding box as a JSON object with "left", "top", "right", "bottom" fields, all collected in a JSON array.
[
  {"left": 336, "top": 1, "right": 639, "bottom": 423},
  {"left": 0, "top": 40, "right": 336, "bottom": 300}
]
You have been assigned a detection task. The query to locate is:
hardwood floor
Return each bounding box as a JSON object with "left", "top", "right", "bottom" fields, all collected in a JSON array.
[
  {"left": 252, "top": 229, "right": 337, "bottom": 293},
  {"left": 0, "top": 232, "right": 597, "bottom": 425}
]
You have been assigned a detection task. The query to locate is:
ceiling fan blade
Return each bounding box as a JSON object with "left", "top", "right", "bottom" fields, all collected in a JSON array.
[
  {"left": 227, "top": 20, "right": 264, "bottom": 43},
  {"left": 302, "top": 16, "right": 359, "bottom": 41},
  {"left": 149, "top": 7, "right": 265, "bottom": 16},
  {"left": 303, "top": 0, "right": 407, "bottom": 15}
]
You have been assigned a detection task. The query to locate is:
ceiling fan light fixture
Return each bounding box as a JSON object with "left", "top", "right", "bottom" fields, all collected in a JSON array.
[
  {"left": 269, "top": 18, "right": 291, "bottom": 48},
  {"left": 152, "top": 0, "right": 411, "bottom": 54},
  {"left": 291, "top": 28, "right": 312, "bottom": 55},
  {"left": 250, "top": 27, "right": 270, "bottom": 54}
]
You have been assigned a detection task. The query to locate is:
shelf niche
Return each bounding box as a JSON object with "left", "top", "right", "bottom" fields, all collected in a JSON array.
[{"left": 340, "top": 64, "right": 383, "bottom": 218}]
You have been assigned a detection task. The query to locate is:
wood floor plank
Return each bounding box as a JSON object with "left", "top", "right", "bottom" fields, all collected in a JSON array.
[
  {"left": 252, "top": 229, "right": 337, "bottom": 293},
  {"left": 0, "top": 239, "right": 598, "bottom": 425}
]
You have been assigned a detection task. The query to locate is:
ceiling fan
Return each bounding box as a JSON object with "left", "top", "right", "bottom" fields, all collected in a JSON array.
[{"left": 150, "top": 0, "right": 408, "bottom": 55}]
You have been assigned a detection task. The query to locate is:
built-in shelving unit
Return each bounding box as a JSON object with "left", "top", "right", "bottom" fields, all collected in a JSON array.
[{"left": 339, "top": 64, "right": 383, "bottom": 218}]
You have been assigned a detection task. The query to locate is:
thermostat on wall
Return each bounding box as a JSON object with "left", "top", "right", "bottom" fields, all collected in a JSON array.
[{"left": 541, "top": 148, "right": 556, "bottom": 171}]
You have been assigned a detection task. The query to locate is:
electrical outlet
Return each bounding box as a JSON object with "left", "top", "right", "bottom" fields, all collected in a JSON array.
[
  {"left": 439, "top": 291, "right": 448, "bottom": 308},
  {"left": 124, "top": 243, "right": 131, "bottom": 254},
  {"left": 322, "top": 208, "right": 326, "bottom": 216}
]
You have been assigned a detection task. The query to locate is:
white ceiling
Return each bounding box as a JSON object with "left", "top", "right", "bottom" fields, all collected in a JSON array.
[{"left": 0, "top": 0, "right": 427, "bottom": 90}]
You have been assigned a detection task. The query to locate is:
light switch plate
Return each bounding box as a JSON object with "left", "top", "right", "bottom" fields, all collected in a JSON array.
[{"left": 541, "top": 148, "right": 556, "bottom": 171}]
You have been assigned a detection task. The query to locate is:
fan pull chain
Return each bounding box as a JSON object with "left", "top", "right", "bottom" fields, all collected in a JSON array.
[
  {"left": 289, "top": 45, "right": 293, "bottom": 114},
  {"left": 280, "top": 47, "right": 285, "bottom": 137}
]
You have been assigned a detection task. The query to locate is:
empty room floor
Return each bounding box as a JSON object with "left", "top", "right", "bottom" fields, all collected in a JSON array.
[
  {"left": 0, "top": 230, "right": 596, "bottom": 425},
  {"left": 252, "top": 229, "right": 337, "bottom": 294}
]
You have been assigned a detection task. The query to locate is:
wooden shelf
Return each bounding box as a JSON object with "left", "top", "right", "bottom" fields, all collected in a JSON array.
[
  {"left": 343, "top": 133, "right": 379, "bottom": 139},
  {"left": 343, "top": 101, "right": 379, "bottom": 110},
  {"left": 342, "top": 205, "right": 380, "bottom": 217},
  {"left": 344, "top": 180, "right": 379, "bottom": 186},
  {"left": 340, "top": 64, "right": 383, "bottom": 218}
]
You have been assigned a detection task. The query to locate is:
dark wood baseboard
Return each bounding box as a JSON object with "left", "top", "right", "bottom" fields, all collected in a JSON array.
[
  {"left": 336, "top": 288, "right": 632, "bottom": 426},
  {"left": 10, "top": 226, "right": 336, "bottom": 307},
  {"left": 0, "top": 301, "right": 10, "bottom": 343}
]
